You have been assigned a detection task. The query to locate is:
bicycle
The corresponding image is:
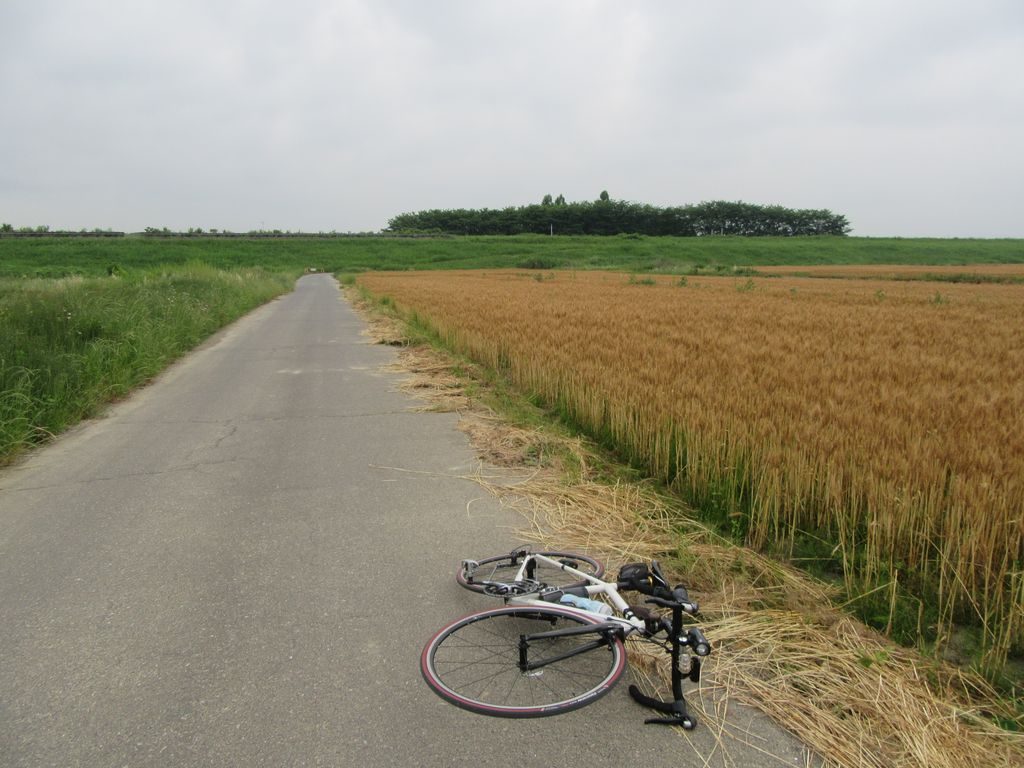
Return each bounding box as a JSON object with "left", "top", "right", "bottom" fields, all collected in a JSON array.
[{"left": 420, "top": 547, "right": 711, "bottom": 729}]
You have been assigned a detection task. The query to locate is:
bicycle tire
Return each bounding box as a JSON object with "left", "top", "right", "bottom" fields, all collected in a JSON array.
[
  {"left": 421, "top": 605, "right": 627, "bottom": 718},
  {"left": 457, "top": 549, "right": 604, "bottom": 594}
]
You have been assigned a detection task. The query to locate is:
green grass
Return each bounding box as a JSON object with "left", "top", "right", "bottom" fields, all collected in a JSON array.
[
  {"left": 0, "top": 265, "right": 293, "bottom": 462},
  {"left": 2, "top": 234, "right": 1023, "bottom": 278}
]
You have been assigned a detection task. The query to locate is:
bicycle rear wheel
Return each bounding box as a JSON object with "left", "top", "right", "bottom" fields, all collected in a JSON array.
[
  {"left": 421, "top": 605, "right": 626, "bottom": 718},
  {"left": 457, "top": 549, "right": 604, "bottom": 594}
]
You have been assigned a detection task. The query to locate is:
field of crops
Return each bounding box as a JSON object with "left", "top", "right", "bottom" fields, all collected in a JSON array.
[
  {"left": 357, "top": 269, "right": 1024, "bottom": 665},
  {"left": 753, "top": 264, "right": 1024, "bottom": 281}
]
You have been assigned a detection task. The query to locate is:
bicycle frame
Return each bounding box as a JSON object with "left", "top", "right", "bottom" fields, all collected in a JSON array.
[{"left": 497, "top": 552, "right": 647, "bottom": 633}]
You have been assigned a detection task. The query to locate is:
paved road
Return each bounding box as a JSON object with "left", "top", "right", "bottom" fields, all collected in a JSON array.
[{"left": 0, "top": 275, "right": 809, "bottom": 766}]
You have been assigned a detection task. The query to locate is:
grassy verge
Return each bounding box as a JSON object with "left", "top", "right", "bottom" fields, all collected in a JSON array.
[
  {"left": 0, "top": 265, "right": 294, "bottom": 462},
  {"left": 3, "top": 234, "right": 1024, "bottom": 278},
  {"left": 347, "top": 284, "right": 1024, "bottom": 766}
]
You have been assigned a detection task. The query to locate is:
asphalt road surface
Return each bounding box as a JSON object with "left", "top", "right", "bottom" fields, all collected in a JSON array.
[{"left": 0, "top": 275, "right": 812, "bottom": 766}]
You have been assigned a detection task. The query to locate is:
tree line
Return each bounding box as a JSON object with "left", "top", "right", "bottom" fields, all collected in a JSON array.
[
  {"left": 0, "top": 224, "right": 123, "bottom": 237},
  {"left": 387, "top": 194, "right": 851, "bottom": 237}
]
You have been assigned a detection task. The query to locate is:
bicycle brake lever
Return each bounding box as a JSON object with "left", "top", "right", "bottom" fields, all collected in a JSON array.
[{"left": 628, "top": 685, "right": 697, "bottom": 730}]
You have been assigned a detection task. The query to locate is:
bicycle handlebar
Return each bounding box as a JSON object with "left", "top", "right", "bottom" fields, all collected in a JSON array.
[
  {"left": 619, "top": 581, "right": 699, "bottom": 615},
  {"left": 644, "top": 593, "right": 700, "bottom": 616}
]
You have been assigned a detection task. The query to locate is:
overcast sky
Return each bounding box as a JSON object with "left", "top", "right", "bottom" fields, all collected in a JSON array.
[{"left": 1, "top": 1, "right": 1022, "bottom": 237}]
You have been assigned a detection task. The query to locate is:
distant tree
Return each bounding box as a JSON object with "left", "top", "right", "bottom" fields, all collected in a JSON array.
[
  {"left": 0, "top": 223, "right": 12, "bottom": 232},
  {"left": 599, "top": 190, "right": 610, "bottom": 202},
  {"left": 386, "top": 197, "right": 850, "bottom": 237},
  {"left": 541, "top": 194, "right": 553, "bottom": 206}
]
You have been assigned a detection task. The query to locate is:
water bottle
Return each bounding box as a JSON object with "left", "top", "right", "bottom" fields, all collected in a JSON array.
[{"left": 559, "top": 594, "right": 613, "bottom": 616}]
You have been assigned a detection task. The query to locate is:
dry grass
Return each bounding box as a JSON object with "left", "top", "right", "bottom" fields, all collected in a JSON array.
[
  {"left": 346, "top": 282, "right": 1024, "bottom": 768},
  {"left": 347, "top": 288, "right": 409, "bottom": 346},
  {"left": 389, "top": 345, "right": 471, "bottom": 412}
]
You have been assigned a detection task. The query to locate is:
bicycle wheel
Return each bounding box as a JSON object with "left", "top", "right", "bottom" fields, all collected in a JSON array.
[
  {"left": 457, "top": 549, "right": 604, "bottom": 594},
  {"left": 421, "top": 605, "right": 627, "bottom": 718}
]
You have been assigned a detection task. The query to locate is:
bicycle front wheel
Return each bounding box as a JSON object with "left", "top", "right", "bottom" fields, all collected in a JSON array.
[
  {"left": 457, "top": 550, "right": 604, "bottom": 594},
  {"left": 421, "top": 605, "right": 627, "bottom": 718}
]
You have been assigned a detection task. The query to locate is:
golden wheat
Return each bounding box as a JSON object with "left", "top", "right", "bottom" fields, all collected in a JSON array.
[{"left": 357, "top": 270, "right": 1024, "bottom": 662}]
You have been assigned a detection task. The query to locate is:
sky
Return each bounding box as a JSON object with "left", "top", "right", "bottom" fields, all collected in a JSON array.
[{"left": 1, "top": 1, "right": 1022, "bottom": 237}]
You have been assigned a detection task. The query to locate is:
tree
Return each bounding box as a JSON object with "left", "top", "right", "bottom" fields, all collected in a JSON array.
[
  {"left": 541, "top": 194, "right": 553, "bottom": 206},
  {"left": 599, "top": 190, "right": 610, "bottom": 202},
  {"left": 385, "top": 197, "right": 851, "bottom": 237}
]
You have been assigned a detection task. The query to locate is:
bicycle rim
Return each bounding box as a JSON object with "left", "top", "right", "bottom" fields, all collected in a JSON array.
[{"left": 421, "top": 606, "right": 626, "bottom": 718}]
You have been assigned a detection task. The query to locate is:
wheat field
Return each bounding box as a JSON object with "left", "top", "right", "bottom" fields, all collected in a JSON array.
[{"left": 357, "top": 269, "right": 1024, "bottom": 663}]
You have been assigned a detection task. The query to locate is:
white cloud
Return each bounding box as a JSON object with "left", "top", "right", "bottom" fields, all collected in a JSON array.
[{"left": 1, "top": 0, "right": 1021, "bottom": 235}]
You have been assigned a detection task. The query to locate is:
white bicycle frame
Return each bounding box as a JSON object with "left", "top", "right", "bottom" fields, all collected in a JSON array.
[{"left": 491, "top": 552, "right": 648, "bottom": 634}]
